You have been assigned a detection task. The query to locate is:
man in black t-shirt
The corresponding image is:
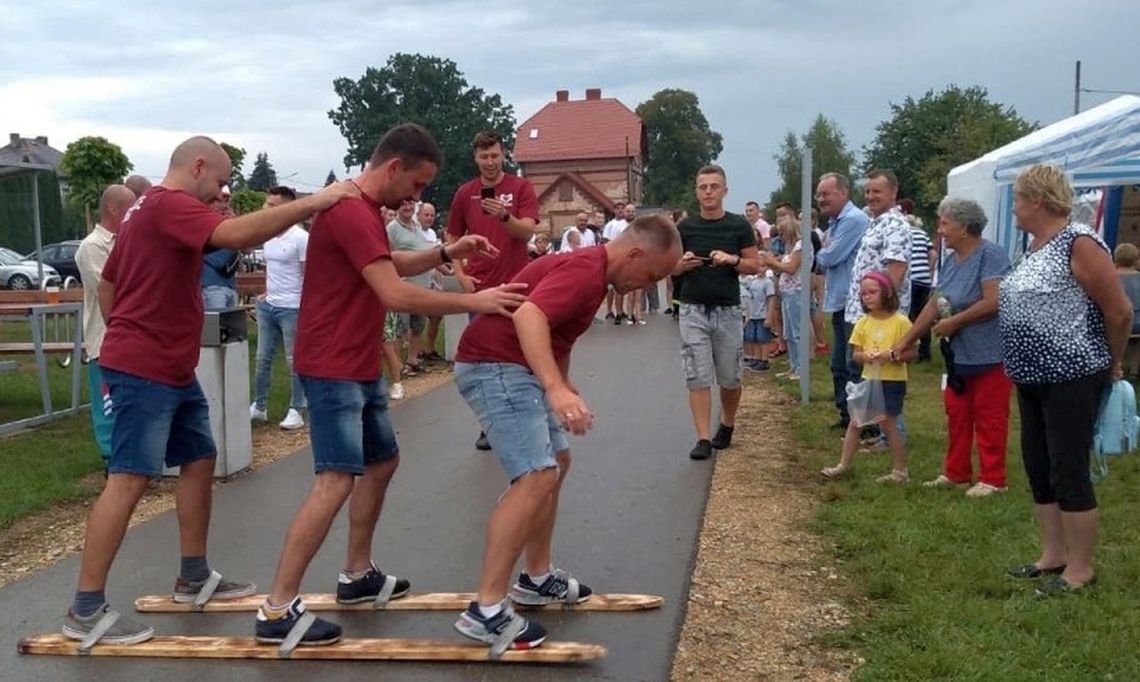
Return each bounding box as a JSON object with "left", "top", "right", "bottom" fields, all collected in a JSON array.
[{"left": 672, "top": 165, "right": 761, "bottom": 460}]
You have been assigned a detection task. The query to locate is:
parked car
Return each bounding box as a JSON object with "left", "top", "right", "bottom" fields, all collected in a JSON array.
[
  {"left": 0, "top": 247, "right": 61, "bottom": 290},
  {"left": 23, "top": 240, "right": 82, "bottom": 284}
]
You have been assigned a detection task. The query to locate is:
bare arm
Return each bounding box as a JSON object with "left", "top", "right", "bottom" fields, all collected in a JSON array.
[
  {"left": 445, "top": 232, "right": 475, "bottom": 293},
  {"left": 765, "top": 250, "right": 801, "bottom": 275},
  {"left": 360, "top": 259, "right": 525, "bottom": 317},
  {"left": 734, "top": 245, "right": 762, "bottom": 275},
  {"left": 390, "top": 247, "right": 446, "bottom": 278},
  {"left": 1072, "top": 236, "right": 1134, "bottom": 374},
  {"left": 97, "top": 278, "right": 115, "bottom": 323},
  {"left": 208, "top": 182, "right": 356, "bottom": 250},
  {"left": 885, "top": 260, "right": 908, "bottom": 291},
  {"left": 514, "top": 302, "right": 592, "bottom": 434},
  {"left": 896, "top": 298, "right": 939, "bottom": 350}
]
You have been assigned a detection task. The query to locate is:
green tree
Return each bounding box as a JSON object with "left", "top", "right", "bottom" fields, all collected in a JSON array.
[
  {"left": 230, "top": 188, "right": 266, "bottom": 215},
  {"left": 58, "top": 136, "right": 133, "bottom": 228},
  {"left": 862, "top": 85, "right": 1036, "bottom": 218},
  {"left": 328, "top": 53, "right": 516, "bottom": 206},
  {"left": 637, "top": 89, "right": 723, "bottom": 212},
  {"left": 325, "top": 169, "right": 338, "bottom": 186},
  {"left": 247, "top": 152, "right": 277, "bottom": 192},
  {"left": 767, "top": 114, "right": 855, "bottom": 215},
  {"left": 220, "top": 142, "right": 247, "bottom": 191},
  {"left": 0, "top": 171, "right": 71, "bottom": 252}
]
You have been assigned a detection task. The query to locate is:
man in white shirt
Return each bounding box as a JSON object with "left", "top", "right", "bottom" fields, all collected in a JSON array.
[
  {"left": 573, "top": 212, "right": 596, "bottom": 247},
  {"left": 75, "top": 184, "right": 136, "bottom": 466},
  {"left": 250, "top": 186, "right": 309, "bottom": 430},
  {"left": 602, "top": 201, "right": 630, "bottom": 321},
  {"left": 745, "top": 201, "right": 771, "bottom": 249}
]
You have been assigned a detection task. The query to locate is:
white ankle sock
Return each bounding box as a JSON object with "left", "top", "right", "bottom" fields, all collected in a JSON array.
[
  {"left": 528, "top": 571, "right": 550, "bottom": 585},
  {"left": 477, "top": 601, "right": 504, "bottom": 618}
]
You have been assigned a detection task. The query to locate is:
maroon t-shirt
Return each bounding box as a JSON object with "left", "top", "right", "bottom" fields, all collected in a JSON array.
[
  {"left": 99, "top": 187, "right": 222, "bottom": 386},
  {"left": 456, "top": 246, "right": 608, "bottom": 367},
  {"left": 294, "top": 196, "right": 391, "bottom": 381},
  {"left": 446, "top": 174, "right": 538, "bottom": 290}
]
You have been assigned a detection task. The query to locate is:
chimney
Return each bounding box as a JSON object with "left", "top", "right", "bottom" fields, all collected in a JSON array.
[
  {"left": 9, "top": 133, "right": 19, "bottom": 146},
  {"left": 585, "top": 88, "right": 602, "bottom": 101},
  {"left": 556, "top": 90, "right": 569, "bottom": 102},
  {"left": 34, "top": 136, "right": 47, "bottom": 145}
]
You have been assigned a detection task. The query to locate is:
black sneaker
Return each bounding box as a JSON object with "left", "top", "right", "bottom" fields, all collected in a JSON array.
[
  {"left": 710, "top": 424, "right": 734, "bottom": 450},
  {"left": 475, "top": 431, "right": 492, "bottom": 451},
  {"left": 255, "top": 597, "right": 342, "bottom": 646},
  {"left": 335, "top": 563, "right": 411, "bottom": 604},
  {"left": 510, "top": 569, "right": 593, "bottom": 606},
  {"left": 604, "top": 312, "right": 615, "bottom": 320},
  {"left": 689, "top": 439, "right": 713, "bottom": 460},
  {"left": 454, "top": 602, "right": 547, "bottom": 650}
]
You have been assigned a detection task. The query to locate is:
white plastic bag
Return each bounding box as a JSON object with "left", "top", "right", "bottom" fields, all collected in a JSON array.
[{"left": 846, "top": 367, "right": 886, "bottom": 427}]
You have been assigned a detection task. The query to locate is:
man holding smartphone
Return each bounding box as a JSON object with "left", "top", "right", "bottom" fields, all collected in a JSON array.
[{"left": 447, "top": 130, "right": 540, "bottom": 451}]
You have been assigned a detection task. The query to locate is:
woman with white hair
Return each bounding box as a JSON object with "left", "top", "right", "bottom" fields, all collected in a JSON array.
[
  {"left": 998, "top": 164, "right": 1132, "bottom": 596},
  {"left": 893, "top": 197, "right": 1011, "bottom": 497}
]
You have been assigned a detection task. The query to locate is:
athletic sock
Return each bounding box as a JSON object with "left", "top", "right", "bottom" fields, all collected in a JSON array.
[
  {"left": 528, "top": 571, "right": 550, "bottom": 585},
  {"left": 72, "top": 590, "right": 107, "bottom": 618},
  {"left": 261, "top": 600, "right": 290, "bottom": 620},
  {"left": 477, "top": 601, "right": 504, "bottom": 619},
  {"left": 342, "top": 566, "right": 373, "bottom": 581},
  {"left": 180, "top": 556, "right": 210, "bottom": 582}
]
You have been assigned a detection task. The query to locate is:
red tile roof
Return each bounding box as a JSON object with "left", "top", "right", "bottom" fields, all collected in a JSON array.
[{"left": 515, "top": 98, "right": 644, "bottom": 163}]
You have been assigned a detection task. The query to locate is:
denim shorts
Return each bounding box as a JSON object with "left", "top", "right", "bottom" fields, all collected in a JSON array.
[
  {"left": 301, "top": 376, "right": 399, "bottom": 475},
  {"left": 744, "top": 319, "right": 773, "bottom": 344},
  {"left": 882, "top": 380, "right": 907, "bottom": 417},
  {"left": 101, "top": 366, "right": 216, "bottom": 477},
  {"left": 454, "top": 362, "right": 569, "bottom": 481}
]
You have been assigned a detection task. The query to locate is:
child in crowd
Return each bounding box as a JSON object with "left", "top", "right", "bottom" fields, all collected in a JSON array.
[
  {"left": 742, "top": 273, "right": 775, "bottom": 371},
  {"left": 822, "top": 271, "right": 916, "bottom": 483}
]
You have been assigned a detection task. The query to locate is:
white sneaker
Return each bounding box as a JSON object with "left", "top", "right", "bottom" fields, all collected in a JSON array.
[
  {"left": 279, "top": 408, "right": 305, "bottom": 430},
  {"left": 923, "top": 475, "right": 969, "bottom": 488},
  {"left": 965, "top": 482, "right": 1007, "bottom": 497},
  {"left": 250, "top": 403, "right": 267, "bottom": 422},
  {"left": 390, "top": 383, "right": 405, "bottom": 400}
]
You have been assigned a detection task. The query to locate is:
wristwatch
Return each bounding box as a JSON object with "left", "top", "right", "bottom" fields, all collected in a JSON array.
[
  {"left": 438, "top": 244, "right": 452, "bottom": 264},
  {"left": 498, "top": 211, "right": 510, "bottom": 223}
]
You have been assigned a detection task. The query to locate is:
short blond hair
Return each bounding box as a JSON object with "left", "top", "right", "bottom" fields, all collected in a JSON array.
[
  {"left": 1014, "top": 164, "right": 1072, "bottom": 217},
  {"left": 1114, "top": 242, "right": 1139, "bottom": 268}
]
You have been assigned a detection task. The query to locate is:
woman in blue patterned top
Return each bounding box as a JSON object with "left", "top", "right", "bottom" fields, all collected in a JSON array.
[{"left": 998, "top": 164, "right": 1133, "bottom": 597}]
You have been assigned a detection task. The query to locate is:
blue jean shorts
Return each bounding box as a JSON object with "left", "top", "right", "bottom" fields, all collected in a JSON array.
[
  {"left": 744, "top": 319, "right": 773, "bottom": 344},
  {"left": 301, "top": 376, "right": 399, "bottom": 475},
  {"left": 101, "top": 366, "right": 216, "bottom": 477},
  {"left": 454, "top": 362, "right": 569, "bottom": 481},
  {"left": 882, "top": 380, "right": 907, "bottom": 417}
]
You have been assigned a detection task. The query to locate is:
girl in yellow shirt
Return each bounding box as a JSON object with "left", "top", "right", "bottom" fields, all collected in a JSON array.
[{"left": 823, "top": 271, "right": 917, "bottom": 482}]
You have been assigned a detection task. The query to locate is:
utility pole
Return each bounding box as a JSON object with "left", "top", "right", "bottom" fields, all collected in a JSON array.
[{"left": 1074, "top": 60, "right": 1082, "bottom": 115}]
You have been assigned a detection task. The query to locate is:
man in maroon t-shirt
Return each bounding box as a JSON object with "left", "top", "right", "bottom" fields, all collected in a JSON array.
[
  {"left": 451, "top": 215, "right": 681, "bottom": 652},
  {"left": 254, "top": 124, "right": 527, "bottom": 649},
  {"left": 447, "top": 130, "right": 540, "bottom": 452},
  {"left": 61, "top": 136, "right": 358, "bottom": 646}
]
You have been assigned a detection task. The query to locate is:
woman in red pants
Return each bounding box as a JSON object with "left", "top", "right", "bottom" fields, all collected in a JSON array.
[{"left": 893, "top": 196, "right": 1012, "bottom": 497}]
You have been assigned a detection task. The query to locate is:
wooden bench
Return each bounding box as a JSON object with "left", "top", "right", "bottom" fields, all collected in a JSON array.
[
  {"left": 0, "top": 290, "right": 83, "bottom": 305},
  {"left": 0, "top": 342, "right": 78, "bottom": 355},
  {"left": 0, "top": 360, "right": 16, "bottom": 372}
]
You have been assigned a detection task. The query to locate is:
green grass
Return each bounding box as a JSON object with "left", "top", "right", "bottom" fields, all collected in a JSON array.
[{"left": 783, "top": 342, "right": 1140, "bottom": 680}]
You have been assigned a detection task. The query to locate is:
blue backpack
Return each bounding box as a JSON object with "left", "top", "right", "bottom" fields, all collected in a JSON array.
[{"left": 1091, "top": 380, "right": 1140, "bottom": 482}]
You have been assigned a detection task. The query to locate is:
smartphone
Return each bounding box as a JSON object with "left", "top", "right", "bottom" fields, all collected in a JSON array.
[{"left": 480, "top": 187, "right": 496, "bottom": 200}]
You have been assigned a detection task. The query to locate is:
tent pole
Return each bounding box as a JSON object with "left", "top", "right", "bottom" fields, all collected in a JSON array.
[{"left": 32, "top": 172, "right": 44, "bottom": 284}]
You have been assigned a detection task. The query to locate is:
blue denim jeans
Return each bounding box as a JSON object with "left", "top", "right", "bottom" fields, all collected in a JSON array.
[
  {"left": 202, "top": 285, "right": 237, "bottom": 311},
  {"left": 300, "top": 376, "right": 398, "bottom": 475},
  {"left": 253, "top": 299, "right": 305, "bottom": 411},
  {"left": 781, "top": 290, "right": 803, "bottom": 373}
]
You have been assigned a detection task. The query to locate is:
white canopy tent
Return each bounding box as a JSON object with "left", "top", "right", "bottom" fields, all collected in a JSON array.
[{"left": 947, "top": 95, "right": 1140, "bottom": 258}]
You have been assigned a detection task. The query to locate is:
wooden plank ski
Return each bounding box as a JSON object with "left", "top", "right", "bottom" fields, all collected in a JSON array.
[
  {"left": 18, "top": 633, "right": 607, "bottom": 662},
  {"left": 135, "top": 592, "right": 664, "bottom": 613}
]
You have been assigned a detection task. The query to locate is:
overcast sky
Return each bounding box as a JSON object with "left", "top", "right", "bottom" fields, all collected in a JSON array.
[{"left": 3, "top": 0, "right": 1137, "bottom": 208}]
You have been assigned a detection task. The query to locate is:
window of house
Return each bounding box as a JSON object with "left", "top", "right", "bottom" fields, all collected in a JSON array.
[{"left": 558, "top": 183, "right": 573, "bottom": 202}]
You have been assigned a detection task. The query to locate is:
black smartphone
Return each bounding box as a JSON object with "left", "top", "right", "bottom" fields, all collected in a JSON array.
[{"left": 480, "top": 187, "right": 495, "bottom": 200}]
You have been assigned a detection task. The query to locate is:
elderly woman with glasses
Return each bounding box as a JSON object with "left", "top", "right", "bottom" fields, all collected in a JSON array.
[
  {"left": 997, "top": 164, "right": 1132, "bottom": 596},
  {"left": 893, "top": 197, "right": 1012, "bottom": 497}
]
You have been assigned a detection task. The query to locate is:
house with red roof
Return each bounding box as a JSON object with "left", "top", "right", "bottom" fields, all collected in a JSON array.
[{"left": 513, "top": 88, "right": 646, "bottom": 237}]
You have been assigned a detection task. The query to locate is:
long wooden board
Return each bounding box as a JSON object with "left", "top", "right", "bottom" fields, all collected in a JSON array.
[
  {"left": 135, "top": 592, "right": 663, "bottom": 613},
  {"left": 18, "top": 634, "right": 606, "bottom": 663}
]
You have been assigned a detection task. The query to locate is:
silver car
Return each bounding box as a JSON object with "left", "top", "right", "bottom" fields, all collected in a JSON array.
[{"left": 0, "top": 247, "right": 61, "bottom": 290}]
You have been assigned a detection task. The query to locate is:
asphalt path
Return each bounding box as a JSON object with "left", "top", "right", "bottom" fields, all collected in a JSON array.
[{"left": 0, "top": 314, "right": 714, "bottom": 681}]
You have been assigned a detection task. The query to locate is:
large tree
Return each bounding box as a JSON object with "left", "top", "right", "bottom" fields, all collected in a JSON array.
[
  {"left": 220, "top": 142, "right": 247, "bottom": 191},
  {"left": 229, "top": 188, "right": 265, "bottom": 216},
  {"left": 637, "top": 89, "right": 723, "bottom": 211},
  {"left": 58, "top": 136, "right": 133, "bottom": 228},
  {"left": 862, "top": 85, "right": 1035, "bottom": 218},
  {"left": 768, "top": 114, "right": 856, "bottom": 215},
  {"left": 328, "top": 53, "right": 516, "bottom": 206},
  {"left": 247, "top": 152, "right": 278, "bottom": 192}
]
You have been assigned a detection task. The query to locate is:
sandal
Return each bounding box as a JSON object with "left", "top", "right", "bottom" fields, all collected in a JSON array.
[
  {"left": 821, "top": 466, "right": 849, "bottom": 479},
  {"left": 1035, "top": 575, "right": 1096, "bottom": 597},
  {"left": 874, "top": 469, "right": 909, "bottom": 484},
  {"left": 1006, "top": 563, "right": 1066, "bottom": 580}
]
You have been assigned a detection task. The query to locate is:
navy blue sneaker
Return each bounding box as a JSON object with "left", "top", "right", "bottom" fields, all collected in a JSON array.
[
  {"left": 454, "top": 601, "right": 547, "bottom": 650},
  {"left": 335, "top": 563, "right": 411, "bottom": 604},
  {"left": 255, "top": 597, "right": 342, "bottom": 646},
  {"left": 510, "top": 569, "right": 593, "bottom": 606}
]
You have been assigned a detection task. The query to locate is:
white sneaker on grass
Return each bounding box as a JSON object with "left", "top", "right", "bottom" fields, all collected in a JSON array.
[
  {"left": 279, "top": 408, "right": 305, "bottom": 430},
  {"left": 965, "top": 482, "right": 1007, "bottom": 497},
  {"left": 250, "top": 403, "right": 267, "bottom": 422},
  {"left": 390, "top": 383, "right": 405, "bottom": 400}
]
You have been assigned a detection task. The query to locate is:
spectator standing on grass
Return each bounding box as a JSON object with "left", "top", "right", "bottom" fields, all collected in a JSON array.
[
  {"left": 250, "top": 186, "right": 309, "bottom": 431},
  {"left": 673, "top": 165, "right": 760, "bottom": 461},
  {"left": 742, "top": 272, "right": 775, "bottom": 371},
  {"left": 893, "top": 197, "right": 1012, "bottom": 497},
  {"left": 201, "top": 186, "right": 242, "bottom": 310},
  {"left": 761, "top": 216, "right": 807, "bottom": 381},
  {"left": 900, "top": 199, "right": 936, "bottom": 363},
  {"left": 814, "top": 173, "right": 870, "bottom": 429},
  {"left": 75, "top": 184, "right": 136, "bottom": 466},
  {"left": 388, "top": 198, "right": 435, "bottom": 376},
  {"left": 998, "top": 164, "right": 1132, "bottom": 597},
  {"left": 418, "top": 202, "right": 447, "bottom": 364}
]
